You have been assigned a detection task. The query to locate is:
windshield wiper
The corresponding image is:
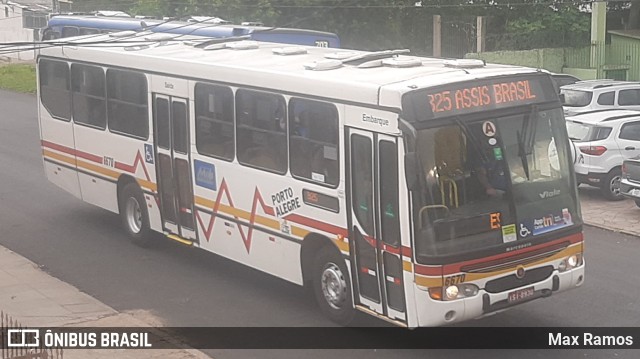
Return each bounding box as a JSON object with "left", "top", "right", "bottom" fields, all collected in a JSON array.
[{"left": 517, "top": 105, "right": 539, "bottom": 180}]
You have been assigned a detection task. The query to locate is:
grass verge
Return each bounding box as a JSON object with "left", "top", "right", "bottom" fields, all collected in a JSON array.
[{"left": 0, "top": 63, "right": 36, "bottom": 93}]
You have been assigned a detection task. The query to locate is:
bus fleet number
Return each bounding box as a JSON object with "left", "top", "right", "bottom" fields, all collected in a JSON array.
[
  {"left": 443, "top": 274, "right": 466, "bottom": 286},
  {"left": 103, "top": 156, "right": 115, "bottom": 168}
]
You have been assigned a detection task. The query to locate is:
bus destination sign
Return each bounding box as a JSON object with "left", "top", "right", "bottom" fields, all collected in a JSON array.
[{"left": 402, "top": 75, "right": 557, "bottom": 122}]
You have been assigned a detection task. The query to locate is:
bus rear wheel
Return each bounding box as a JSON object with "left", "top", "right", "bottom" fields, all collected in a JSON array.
[
  {"left": 313, "top": 246, "right": 355, "bottom": 326},
  {"left": 120, "top": 183, "right": 153, "bottom": 246}
]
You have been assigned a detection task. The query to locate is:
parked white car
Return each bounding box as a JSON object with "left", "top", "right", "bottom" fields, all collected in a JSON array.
[
  {"left": 561, "top": 80, "right": 640, "bottom": 117},
  {"left": 565, "top": 109, "right": 640, "bottom": 200}
]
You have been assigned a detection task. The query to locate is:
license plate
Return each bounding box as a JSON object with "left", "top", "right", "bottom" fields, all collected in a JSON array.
[
  {"left": 508, "top": 287, "right": 535, "bottom": 303},
  {"left": 631, "top": 189, "right": 640, "bottom": 197}
]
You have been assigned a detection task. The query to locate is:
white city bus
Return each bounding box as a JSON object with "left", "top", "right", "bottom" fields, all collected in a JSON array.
[{"left": 36, "top": 33, "right": 584, "bottom": 327}]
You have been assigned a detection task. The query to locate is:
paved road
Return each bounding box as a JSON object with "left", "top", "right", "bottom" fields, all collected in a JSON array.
[{"left": 1, "top": 90, "right": 639, "bottom": 358}]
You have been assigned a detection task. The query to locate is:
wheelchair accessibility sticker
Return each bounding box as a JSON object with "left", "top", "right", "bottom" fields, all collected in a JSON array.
[{"left": 144, "top": 144, "right": 154, "bottom": 164}]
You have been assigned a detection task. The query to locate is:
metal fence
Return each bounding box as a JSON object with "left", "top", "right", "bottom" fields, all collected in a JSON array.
[
  {"left": 564, "top": 42, "right": 640, "bottom": 81},
  {"left": 0, "top": 312, "right": 63, "bottom": 359}
]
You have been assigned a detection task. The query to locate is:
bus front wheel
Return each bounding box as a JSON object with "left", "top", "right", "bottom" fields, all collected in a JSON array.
[
  {"left": 120, "top": 183, "right": 153, "bottom": 246},
  {"left": 313, "top": 246, "right": 355, "bottom": 326}
]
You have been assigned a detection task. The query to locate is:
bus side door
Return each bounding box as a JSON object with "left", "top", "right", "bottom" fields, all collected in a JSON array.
[
  {"left": 153, "top": 93, "right": 197, "bottom": 242},
  {"left": 347, "top": 128, "right": 406, "bottom": 323}
]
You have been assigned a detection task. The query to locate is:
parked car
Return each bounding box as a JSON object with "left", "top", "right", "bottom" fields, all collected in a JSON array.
[
  {"left": 560, "top": 80, "right": 640, "bottom": 116},
  {"left": 621, "top": 157, "right": 640, "bottom": 206},
  {"left": 565, "top": 109, "right": 640, "bottom": 200}
]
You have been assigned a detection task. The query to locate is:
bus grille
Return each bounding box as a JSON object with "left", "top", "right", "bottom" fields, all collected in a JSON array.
[{"left": 484, "top": 266, "right": 554, "bottom": 293}]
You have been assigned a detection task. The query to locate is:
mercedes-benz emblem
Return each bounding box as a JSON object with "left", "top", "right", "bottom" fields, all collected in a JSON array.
[{"left": 515, "top": 265, "right": 526, "bottom": 279}]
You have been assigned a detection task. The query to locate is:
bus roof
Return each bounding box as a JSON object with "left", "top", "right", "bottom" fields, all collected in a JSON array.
[{"left": 38, "top": 33, "right": 543, "bottom": 109}]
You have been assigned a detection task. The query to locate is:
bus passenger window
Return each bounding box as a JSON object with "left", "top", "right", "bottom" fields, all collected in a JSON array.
[
  {"left": 288, "top": 99, "right": 339, "bottom": 186},
  {"left": 236, "top": 90, "right": 287, "bottom": 174},
  {"left": 71, "top": 64, "right": 106, "bottom": 129},
  {"left": 106, "top": 69, "right": 149, "bottom": 139},
  {"left": 195, "top": 83, "right": 234, "bottom": 161},
  {"left": 39, "top": 59, "right": 71, "bottom": 121}
]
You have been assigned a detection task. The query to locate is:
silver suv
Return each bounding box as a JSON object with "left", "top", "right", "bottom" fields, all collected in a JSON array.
[
  {"left": 566, "top": 110, "right": 640, "bottom": 200},
  {"left": 561, "top": 80, "right": 640, "bottom": 117}
]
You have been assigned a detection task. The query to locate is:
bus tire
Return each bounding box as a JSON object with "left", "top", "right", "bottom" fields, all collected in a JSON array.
[
  {"left": 313, "top": 246, "right": 355, "bottom": 326},
  {"left": 120, "top": 183, "right": 153, "bottom": 247}
]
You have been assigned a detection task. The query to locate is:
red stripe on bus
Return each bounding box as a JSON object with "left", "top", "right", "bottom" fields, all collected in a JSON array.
[
  {"left": 76, "top": 149, "right": 103, "bottom": 164},
  {"left": 379, "top": 242, "right": 401, "bottom": 255},
  {"left": 42, "top": 140, "right": 75, "bottom": 156}
]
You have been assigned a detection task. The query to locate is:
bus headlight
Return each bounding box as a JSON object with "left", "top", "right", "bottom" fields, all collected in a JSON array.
[
  {"left": 445, "top": 285, "right": 459, "bottom": 300},
  {"left": 429, "top": 284, "right": 479, "bottom": 301},
  {"left": 558, "top": 253, "right": 583, "bottom": 272}
]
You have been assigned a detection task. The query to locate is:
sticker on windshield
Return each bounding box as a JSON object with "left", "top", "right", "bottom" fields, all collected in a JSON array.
[
  {"left": 488, "top": 138, "right": 497, "bottom": 146},
  {"left": 502, "top": 224, "right": 517, "bottom": 243},
  {"left": 519, "top": 223, "right": 531, "bottom": 238},
  {"left": 493, "top": 147, "right": 503, "bottom": 160},
  {"left": 522, "top": 208, "right": 573, "bottom": 236},
  {"left": 482, "top": 121, "right": 497, "bottom": 137},
  {"left": 482, "top": 121, "right": 496, "bottom": 137}
]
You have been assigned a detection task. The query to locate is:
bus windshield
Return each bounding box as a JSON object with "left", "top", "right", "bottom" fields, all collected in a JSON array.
[{"left": 410, "top": 108, "right": 581, "bottom": 261}]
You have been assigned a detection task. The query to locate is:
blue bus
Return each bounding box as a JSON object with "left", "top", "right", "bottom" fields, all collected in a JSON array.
[{"left": 42, "top": 15, "right": 340, "bottom": 48}]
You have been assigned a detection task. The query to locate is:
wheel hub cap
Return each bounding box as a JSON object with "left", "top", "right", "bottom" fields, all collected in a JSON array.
[
  {"left": 321, "top": 263, "right": 347, "bottom": 310},
  {"left": 126, "top": 197, "right": 142, "bottom": 234}
]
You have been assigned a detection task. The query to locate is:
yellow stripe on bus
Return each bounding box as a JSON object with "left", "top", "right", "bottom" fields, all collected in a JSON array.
[
  {"left": 43, "top": 150, "right": 77, "bottom": 167},
  {"left": 415, "top": 276, "right": 441, "bottom": 287}
]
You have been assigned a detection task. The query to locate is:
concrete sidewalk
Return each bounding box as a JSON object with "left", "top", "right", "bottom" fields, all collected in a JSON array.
[
  {"left": 579, "top": 186, "right": 640, "bottom": 237},
  {"left": 0, "top": 246, "right": 210, "bottom": 359}
]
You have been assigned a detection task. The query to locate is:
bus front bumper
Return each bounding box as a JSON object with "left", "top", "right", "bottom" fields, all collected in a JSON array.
[{"left": 416, "top": 264, "right": 585, "bottom": 327}]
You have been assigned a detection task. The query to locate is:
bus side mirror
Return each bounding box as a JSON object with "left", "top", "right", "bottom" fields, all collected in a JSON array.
[{"left": 405, "top": 152, "right": 419, "bottom": 191}]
